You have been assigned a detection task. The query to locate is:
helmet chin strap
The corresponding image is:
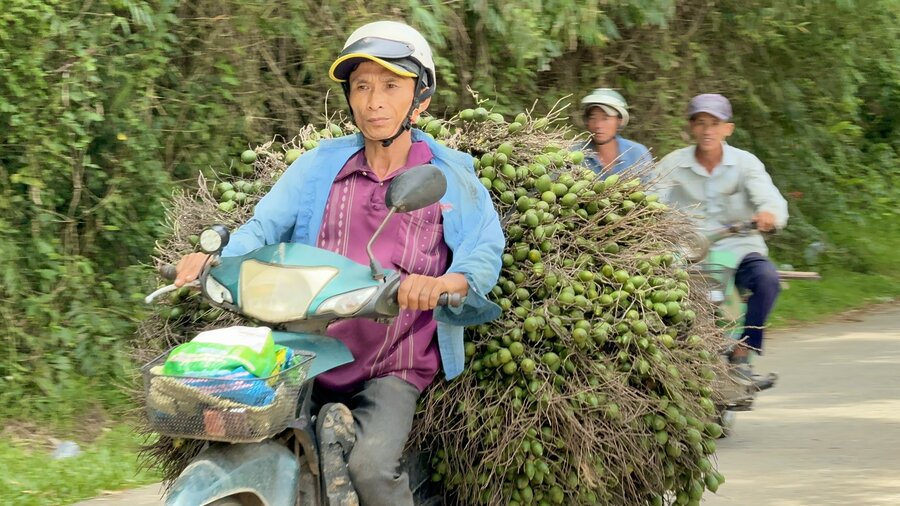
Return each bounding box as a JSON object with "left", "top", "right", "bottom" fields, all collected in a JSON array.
[
  {"left": 380, "top": 75, "right": 430, "bottom": 147},
  {"left": 379, "top": 98, "right": 418, "bottom": 147}
]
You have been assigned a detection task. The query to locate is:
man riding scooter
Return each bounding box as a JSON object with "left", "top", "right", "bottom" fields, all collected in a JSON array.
[
  {"left": 173, "top": 20, "right": 504, "bottom": 506},
  {"left": 653, "top": 93, "right": 789, "bottom": 387}
]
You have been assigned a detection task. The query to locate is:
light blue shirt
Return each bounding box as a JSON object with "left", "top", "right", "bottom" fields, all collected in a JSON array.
[
  {"left": 222, "top": 130, "right": 504, "bottom": 380},
  {"left": 652, "top": 143, "right": 788, "bottom": 260},
  {"left": 575, "top": 135, "right": 652, "bottom": 177}
]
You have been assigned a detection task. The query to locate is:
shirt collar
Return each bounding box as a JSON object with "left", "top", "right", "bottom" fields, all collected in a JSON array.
[
  {"left": 584, "top": 135, "right": 631, "bottom": 166},
  {"left": 721, "top": 143, "right": 737, "bottom": 166},
  {"left": 682, "top": 142, "right": 735, "bottom": 175},
  {"left": 334, "top": 141, "right": 434, "bottom": 182}
]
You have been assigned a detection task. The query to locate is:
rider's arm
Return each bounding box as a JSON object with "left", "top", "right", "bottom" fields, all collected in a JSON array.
[
  {"left": 434, "top": 182, "right": 504, "bottom": 326},
  {"left": 222, "top": 158, "right": 308, "bottom": 257},
  {"left": 741, "top": 154, "right": 788, "bottom": 230},
  {"left": 647, "top": 150, "right": 679, "bottom": 203}
]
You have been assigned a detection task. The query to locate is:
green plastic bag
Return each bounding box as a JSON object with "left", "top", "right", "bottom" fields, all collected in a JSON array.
[{"left": 162, "top": 326, "right": 277, "bottom": 378}]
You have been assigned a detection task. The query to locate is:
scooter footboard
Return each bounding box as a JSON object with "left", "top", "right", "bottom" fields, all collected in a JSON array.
[{"left": 166, "top": 440, "right": 298, "bottom": 506}]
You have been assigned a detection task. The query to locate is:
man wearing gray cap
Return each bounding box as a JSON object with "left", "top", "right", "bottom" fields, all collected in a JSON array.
[{"left": 654, "top": 93, "right": 788, "bottom": 380}]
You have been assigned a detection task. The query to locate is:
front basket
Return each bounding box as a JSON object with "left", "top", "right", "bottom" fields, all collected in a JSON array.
[{"left": 142, "top": 348, "right": 314, "bottom": 443}]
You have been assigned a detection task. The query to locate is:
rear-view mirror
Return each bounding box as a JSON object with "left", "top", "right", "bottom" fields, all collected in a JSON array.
[{"left": 385, "top": 164, "right": 447, "bottom": 213}]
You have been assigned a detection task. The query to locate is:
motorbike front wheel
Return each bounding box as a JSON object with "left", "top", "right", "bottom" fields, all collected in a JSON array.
[
  {"left": 209, "top": 498, "right": 243, "bottom": 506},
  {"left": 717, "top": 409, "right": 737, "bottom": 438},
  {"left": 403, "top": 450, "right": 444, "bottom": 506}
]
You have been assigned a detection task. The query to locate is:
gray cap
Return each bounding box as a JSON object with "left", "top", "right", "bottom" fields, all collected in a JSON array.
[{"left": 687, "top": 93, "right": 732, "bottom": 120}]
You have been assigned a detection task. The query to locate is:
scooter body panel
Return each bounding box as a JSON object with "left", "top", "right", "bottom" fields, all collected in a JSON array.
[
  {"left": 702, "top": 249, "right": 755, "bottom": 416},
  {"left": 704, "top": 249, "right": 746, "bottom": 329},
  {"left": 166, "top": 440, "right": 298, "bottom": 506},
  {"left": 212, "top": 243, "right": 380, "bottom": 310},
  {"left": 272, "top": 331, "right": 354, "bottom": 379}
]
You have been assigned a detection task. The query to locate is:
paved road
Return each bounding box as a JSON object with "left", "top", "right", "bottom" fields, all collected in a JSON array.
[
  {"left": 704, "top": 307, "right": 900, "bottom": 505},
  {"left": 74, "top": 307, "right": 900, "bottom": 506}
]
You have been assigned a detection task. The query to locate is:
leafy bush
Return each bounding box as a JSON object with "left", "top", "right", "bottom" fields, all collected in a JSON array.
[
  {"left": 0, "top": 1, "right": 174, "bottom": 417},
  {"left": 1, "top": 0, "right": 897, "bottom": 418}
]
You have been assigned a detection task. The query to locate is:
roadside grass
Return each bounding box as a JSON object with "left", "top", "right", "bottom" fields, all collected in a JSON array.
[
  {"left": 0, "top": 376, "right": 136, "bottom": 427},
  {"left": 0, "top": 423, "right": 159, "bottom": 506},
  {"left": 770, "top": 270, "right": 898, "bottom": 327},
  {"left": 770, "top": 214, "right": 900, "bottom": 327}
]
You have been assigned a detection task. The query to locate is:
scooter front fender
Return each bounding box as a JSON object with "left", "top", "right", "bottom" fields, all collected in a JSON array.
[{"left": 166, "top": 440, "right": 298, "bottom": 506}]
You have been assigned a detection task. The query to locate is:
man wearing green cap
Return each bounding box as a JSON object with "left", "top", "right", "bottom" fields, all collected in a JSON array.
[
  {"left": 575, "top": 88, "right": 652, "bottom": 177},
  {"left": 173, "top": 20, "right": 504, "bottom": 506},
  {"left": 654, "top": 93, "right": 788, "bottom": 384}
]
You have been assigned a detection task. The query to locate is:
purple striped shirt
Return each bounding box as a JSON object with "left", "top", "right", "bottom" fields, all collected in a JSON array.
[{"left": 315, "top": 142, "right": 449, "bottom": 392}]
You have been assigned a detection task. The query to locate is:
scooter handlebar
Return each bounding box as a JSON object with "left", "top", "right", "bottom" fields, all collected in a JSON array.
[
  {"left": 158, "top": 264, "right": 178, "bottom": 281},
  {"left": 437, "top": 292, "right": 463, "bottom": 308},
  {"left": 154, "top": 260, "right": 461, "bottom": 309},
  {"left": 144, "top": 264, "right": 198, "bottom": 304}
]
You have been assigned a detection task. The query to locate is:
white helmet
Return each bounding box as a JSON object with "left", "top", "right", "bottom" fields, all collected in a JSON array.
[
  {"left": 329, "top": 21, "right": 436, "bottom": 98},
  {"left": 581, "top": 88, "right": 630, "bottom": 127},
  {"left": 329, "top": 21, "right": 436, "bottom": 146}
]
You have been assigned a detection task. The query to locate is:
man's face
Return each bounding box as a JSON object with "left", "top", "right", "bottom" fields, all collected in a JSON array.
[
  {"left": 689, "top": 112, "right": 735, "bottom": 152},
  {"left": 348, "top": 61, "right": 428, "bottom": 141},
  {"left": 586, "top": 107, "right": 622, "bottom": 145}
]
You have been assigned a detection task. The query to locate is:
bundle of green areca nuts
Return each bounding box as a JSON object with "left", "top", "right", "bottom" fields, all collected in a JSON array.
[{"left": 136, "top": 100, "right": 730, "bottom": 506}]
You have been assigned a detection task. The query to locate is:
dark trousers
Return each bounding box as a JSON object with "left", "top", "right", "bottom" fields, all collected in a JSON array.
[
  {"left": 311, "top": 375, "right": 420, "bottom": 506},
  {"left": 734, "top": 253, "right": 781, "bottom": 352}
]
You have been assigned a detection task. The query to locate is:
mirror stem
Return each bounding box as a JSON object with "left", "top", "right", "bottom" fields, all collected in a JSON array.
[{"left": 366, "top": 208, "right": 396, "bottom": 280}]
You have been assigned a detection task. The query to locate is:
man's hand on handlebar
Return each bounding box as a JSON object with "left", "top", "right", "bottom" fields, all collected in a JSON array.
[
  {"left": 174, "top": 252, "right": 211, "bottom": 287},
  {"left": 752, "top": 211, "right": 776, "bottom": 232},
  {"left": 398, "top": 273, "right": 468, "bottom": 311}
]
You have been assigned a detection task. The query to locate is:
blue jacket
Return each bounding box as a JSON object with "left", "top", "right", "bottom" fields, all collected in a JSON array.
[{"left": 222, "top": 129, "right": 504, "bottom": 380}]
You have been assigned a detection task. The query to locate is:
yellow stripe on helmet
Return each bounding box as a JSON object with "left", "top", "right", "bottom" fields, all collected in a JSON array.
[{"left": 329, "top": 53, "right": 418, "bottom": 82}]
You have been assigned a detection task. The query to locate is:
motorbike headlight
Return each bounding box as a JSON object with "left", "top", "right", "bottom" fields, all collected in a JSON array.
[
  {"left": 680, "top": 231, "right": 710, "bottom": 263},
  {"left": 239, "top": 260, "right": 338, "bottom": 322},
  {"left": 316, "top": 286, "right": 379, "bottom": 317},
  {"left": 204, "top": 274, "right": 234, "bottom": 304}
]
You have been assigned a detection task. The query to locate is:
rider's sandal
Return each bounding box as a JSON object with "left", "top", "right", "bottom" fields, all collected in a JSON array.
[{"left": 317, "top": 403, "right": 360, "bottom": 506}]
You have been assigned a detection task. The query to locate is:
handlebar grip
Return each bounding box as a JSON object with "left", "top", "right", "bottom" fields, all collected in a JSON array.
[
  {"left": 159, "top": 264, "right": 178, "bottom": 281},
  {"left": 438, "top": 292, "right": 462, "bottom": 308}
]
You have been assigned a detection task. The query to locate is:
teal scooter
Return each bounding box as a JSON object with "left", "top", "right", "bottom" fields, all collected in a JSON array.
[
  {"left": 684, "top": 222, "right": 819, "bottom": 436},
  {"left": 143, "top": 165, "right": 460, "bottom": 506}
]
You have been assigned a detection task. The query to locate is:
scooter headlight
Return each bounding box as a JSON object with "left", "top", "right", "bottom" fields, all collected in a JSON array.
[
  {"left": 239, "top": 260, "right": 338, "bottom": 322},
  {"left": 680, "top": 231, "right": 710, "bottom": 263},
  {"left": 315, "top": 286, "right": 379, "bottom": 317}
]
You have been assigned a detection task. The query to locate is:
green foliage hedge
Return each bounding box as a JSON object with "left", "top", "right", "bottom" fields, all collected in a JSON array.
[{"left": 1, "top": 0, "right": 897, "bottom": 417}]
